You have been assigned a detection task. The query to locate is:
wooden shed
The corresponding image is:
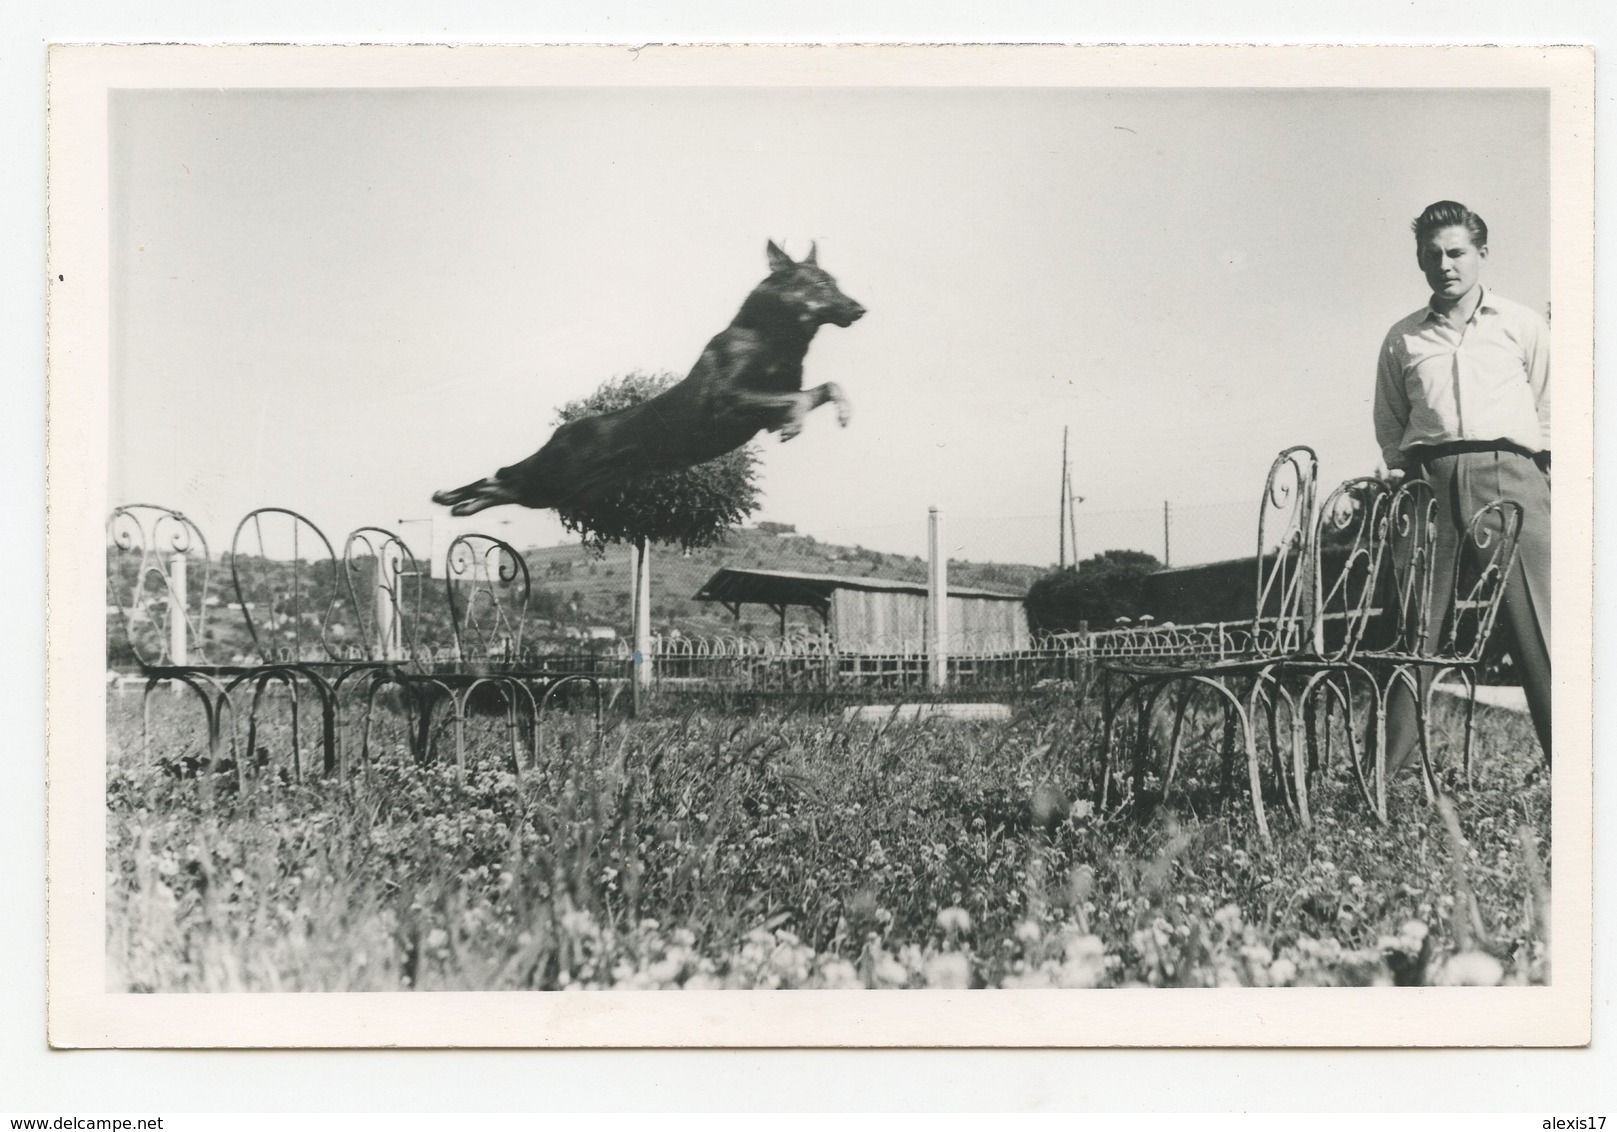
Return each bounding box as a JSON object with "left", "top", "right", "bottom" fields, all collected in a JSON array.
[{"left": 693, "top": 567, "right": 1030, "bottom": 653}]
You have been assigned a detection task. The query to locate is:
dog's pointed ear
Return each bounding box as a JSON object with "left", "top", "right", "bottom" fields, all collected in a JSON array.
[
  {"left": 802, "top": 241, "right": 818, "bottom": 266},
  {"left": 766, "top": 240, "right": 794, "bottom": 273}
]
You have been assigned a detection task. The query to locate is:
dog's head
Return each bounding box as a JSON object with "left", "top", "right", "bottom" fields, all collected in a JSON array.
[{"left": 764, "top": 240, "right": 866, "bottom": 328}]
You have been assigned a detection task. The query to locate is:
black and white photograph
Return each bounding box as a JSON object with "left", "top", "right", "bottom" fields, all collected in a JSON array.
[{"left": 44, "top": 44, "right": 1594, "bottom": 1048}]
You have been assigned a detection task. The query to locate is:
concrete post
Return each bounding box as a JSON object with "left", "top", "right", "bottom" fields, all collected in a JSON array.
[
  {"left": 928, "top": 507, "right": 948, "bottom": 689},
  {"left": 633, "top": 537, "right": 653, "bottom": 691},
  {"left": 168, "top": 552, "right": 188, "bottom": 665}
]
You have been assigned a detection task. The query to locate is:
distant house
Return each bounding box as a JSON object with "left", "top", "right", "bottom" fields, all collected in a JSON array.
[{"left": 693, "top": 567, "right": 1029, "bottom": 653}]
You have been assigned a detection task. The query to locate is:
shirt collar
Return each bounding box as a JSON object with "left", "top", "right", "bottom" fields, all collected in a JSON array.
[{"left": 1424, "top": 285, "right": 1496, "bottom": 325}]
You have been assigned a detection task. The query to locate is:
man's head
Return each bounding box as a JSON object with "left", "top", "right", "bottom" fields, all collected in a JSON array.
[{"left": 1412, "top": 200, "right": 1489, "bottom": 305}]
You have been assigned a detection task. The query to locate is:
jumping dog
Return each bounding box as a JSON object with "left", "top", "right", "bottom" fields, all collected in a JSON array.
[{"left": 432, "top": 240, "right": 866, "bottom": 517}]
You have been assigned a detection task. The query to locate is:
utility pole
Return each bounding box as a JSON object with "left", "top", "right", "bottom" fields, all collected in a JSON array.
[
  {"left": 1058, "top": 427, "right": 1084, "bottom": 569},
  {"left": 1163, "top": 500, "right": 1172, "bottom": 568},
  {"left": 1067, "top": 460, "right": 1083, "bottom": 569},
  {"left": 1058, "top": 428, "right": 1069, "bottom": 569}
]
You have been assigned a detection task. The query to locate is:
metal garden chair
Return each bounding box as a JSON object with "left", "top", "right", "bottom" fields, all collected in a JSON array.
[
  {"left": 223, "top": 506, "right": 351, "bottom": 780},
  {"left": 106, "top": 504, "right": 232, "bottom": 775},
  {"left": 106, "top": 504, "right": 352, "bottom": 786},
  {"left": 330, "top": 525, "right": 429, "bottom": 777},
  {"left": 1092, "top": 446, "right": 1319, "bottom": 844},
  {"left": 1350, "top": 480, "right": 1525, "bottom": 810},
  {"left": 1258, "top": 475, "right": 1393, "bottom": 821},
  {"left": 373, "top": 533, "right": 606, "bottom": 782}
]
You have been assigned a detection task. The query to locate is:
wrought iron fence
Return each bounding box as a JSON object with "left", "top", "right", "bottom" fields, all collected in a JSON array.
[{"left": 629, "top": 631, "right": 1086, "bottom": 695}]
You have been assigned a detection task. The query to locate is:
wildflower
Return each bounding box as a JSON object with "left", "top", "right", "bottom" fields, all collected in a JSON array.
[
  {"left": 925, "top": 952, "right": 971, "bottom": 989},
  {"left": 425, "top": 928, "right": 448, "bottom": 950},
  {"left": 1268, "top": 957, "right": 1297, "bottom": 986},
  {"left": 936, "top": 906, "right": 973, "bottom": 936},
  {"left": 1213, "top": 903, "right": 1243, "bottom": 934},
  {"left": 1437, "top": 951, "right": 1505, "bottom": 987},
  {"left": 874, "top": 954, "right": 909, "bottom": 988},
  {"left": 560, "top": 908, "right": 598, "bottom": 938},
  {"left": 818, "top": 959, "right": 862, "bottom": 989},
  {"left": 645, "top": 956, "right": 685, "bottom": 987},
  {"left": 1062, "top": 927, "right": 1103, "bottom": 959},
  {"left": 1030, "top": 783, "right": 1070, "bottom": 830},
  {"left": 1054, "top": 931, "right": 1108, "bottom": 988},
  {"left": 1241, "top": 943, "right": 1274, "bottom": 969}
]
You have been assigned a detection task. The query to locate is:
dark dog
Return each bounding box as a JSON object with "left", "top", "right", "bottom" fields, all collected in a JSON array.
[{"left": 432, "top": 241, "right": 865, "bottom": 517}]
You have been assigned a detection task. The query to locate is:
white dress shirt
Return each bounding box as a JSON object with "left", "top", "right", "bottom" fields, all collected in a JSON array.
[{"left": 1373, "top": 288, "right": 1550, "bottom": 471}]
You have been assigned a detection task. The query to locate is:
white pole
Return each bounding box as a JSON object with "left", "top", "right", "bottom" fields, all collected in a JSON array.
[
  {"left": 928, "top": 507, "right": 948, "bottom": 689},
  {"left": 376, "top": 539, "right": 402, "bottom": 661},
  {"left": 633, "top": 537, "right": 653, "bottom": 690},
  {"left": 168, "top": 552, "right": 188, "bottom": 665}
]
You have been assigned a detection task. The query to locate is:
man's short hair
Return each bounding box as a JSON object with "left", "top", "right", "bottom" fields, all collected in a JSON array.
[{"left": 1412, "top": 200, "right": 1489, "bottom": 249}]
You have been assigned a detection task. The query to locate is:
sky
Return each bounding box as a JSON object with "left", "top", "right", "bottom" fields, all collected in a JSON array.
[{"left": 110, "top": 86, "right": 1550, "bottom": 568}]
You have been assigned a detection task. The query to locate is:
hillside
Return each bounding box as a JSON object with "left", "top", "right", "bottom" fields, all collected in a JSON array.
[{"left": 523, "top": 523, "right": 1047, "bottom": 639}]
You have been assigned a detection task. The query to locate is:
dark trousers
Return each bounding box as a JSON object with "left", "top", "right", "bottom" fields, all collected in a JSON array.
[{"left": 1383, "top": 447, "right": 1552, "bottom": 770}]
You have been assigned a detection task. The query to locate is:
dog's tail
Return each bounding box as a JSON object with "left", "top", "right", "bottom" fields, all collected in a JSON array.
[{"left": 430, "top": 477, "right": 519, "bottom": 518}]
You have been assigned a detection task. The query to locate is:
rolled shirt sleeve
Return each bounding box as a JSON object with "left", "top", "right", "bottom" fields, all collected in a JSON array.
[
  {"left": 1524, "top": 308, "right": 1551, "bottom": 451},
  {"left": 1374, "top": 330, "right": 1413, "bottom": 471}
]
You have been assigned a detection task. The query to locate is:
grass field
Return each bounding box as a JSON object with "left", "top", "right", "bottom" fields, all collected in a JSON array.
[{"left": 104, "top": 681, "right": 1550, "bottom": 991}]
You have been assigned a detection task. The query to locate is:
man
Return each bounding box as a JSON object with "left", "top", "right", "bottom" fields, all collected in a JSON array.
[{"left": 1373, "top": 200, "right": 1552, "bottom": 774}]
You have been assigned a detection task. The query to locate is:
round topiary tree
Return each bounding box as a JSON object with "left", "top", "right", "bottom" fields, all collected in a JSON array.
[
  {"left": 552, "top": 371, "right": 762, "bottom": 555},
  {"left": 552, "top": 371, "right": 763, "bottom": 709}
]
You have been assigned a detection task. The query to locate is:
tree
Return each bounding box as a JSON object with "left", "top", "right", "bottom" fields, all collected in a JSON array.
[
  {"left": 551, "top": 371, "right": 763, "bottom": 554},
  {"left": 550, "top": 371, "right": 763, "bottom": 710},
  {"left": 1024, "top": 549, "right": 1162, "bottom": 635}
]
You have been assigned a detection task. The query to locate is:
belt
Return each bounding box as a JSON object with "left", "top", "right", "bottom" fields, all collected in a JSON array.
[{"left": 1406, "top": 439, "right": 1541, "bottom": 466}]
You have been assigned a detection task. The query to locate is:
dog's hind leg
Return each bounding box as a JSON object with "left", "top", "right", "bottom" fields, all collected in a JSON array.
[
  {"left": 430, "top": 480, "right": 480, "bottom": 508},
  {"left": 431, "top": 478, "right": 519, "bottom": 517}
]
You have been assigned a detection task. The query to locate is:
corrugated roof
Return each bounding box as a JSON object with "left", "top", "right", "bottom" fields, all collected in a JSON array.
[{"left": 693, "top": 566, "right": 1024, "bottom": 609}]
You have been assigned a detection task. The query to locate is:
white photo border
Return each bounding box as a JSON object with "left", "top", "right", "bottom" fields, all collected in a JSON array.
[{"left": 46, "top": 42, "right": 1595, "bottom": 1049}]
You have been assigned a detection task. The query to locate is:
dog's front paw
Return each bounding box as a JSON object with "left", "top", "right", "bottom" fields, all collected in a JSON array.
[{"left": 836, "top": 399, "right": 852, "bottom": 427}]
